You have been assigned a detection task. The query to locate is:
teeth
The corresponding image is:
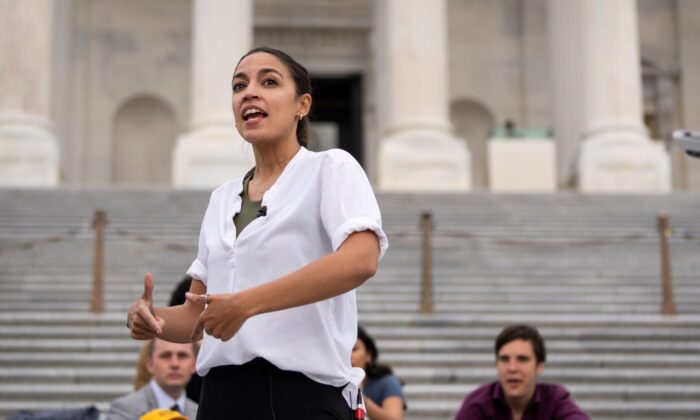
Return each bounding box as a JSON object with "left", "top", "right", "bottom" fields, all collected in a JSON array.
[{"left": 244, "top": 108, "right": 263, "bottom": 117}]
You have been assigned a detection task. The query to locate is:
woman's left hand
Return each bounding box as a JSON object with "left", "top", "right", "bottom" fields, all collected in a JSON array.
[{"left": 186, "top": 292, "right": 251, "bottom": 342}]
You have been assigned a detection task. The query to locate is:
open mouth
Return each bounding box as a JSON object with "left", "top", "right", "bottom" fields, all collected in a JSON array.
[
  {"left": 506, "top": 379, "right": 522, "bottom": 387},
  {"left": 243, "top": 107, "right": 268, "bottom": 121}
]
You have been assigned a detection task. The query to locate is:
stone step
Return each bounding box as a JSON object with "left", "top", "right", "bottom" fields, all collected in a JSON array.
[
  {"left": 1, "top": 351, "right": 696, "bottom": 369},
  {"left": 4, "top": 287, "right": 699, "bottom": 301},
  {"left": 0, "top": 384, "right": 131, "bottom": 401},
  {"left": 0, "top": 353, "right": 137, "bottom": 367},
  {"left": 1, "top": 367, "right": 698, "bottom": 387},
  {"left": 0, "top": 396, "right": 698, "bottom": 420},
  {"left": 4, "top": 301, "right": 697, "bottom": 314},
  {"left": 4, "top": 280, "right": 699, "bottom": 294},
  {"left": 1, "top": 338, "right": 697, "bottom": 355},
  {"left": 404, "top": 399, "right": 700, "bottom": 420},
  {"left": 1, "top": 311, "right": 698, "bottom": 327},
  {"left": 1, "top": 325, "right": 697, "bottom": 340},
  {"left": 390, "top": 367, "right": 700, "bottom": 384},
  {"left": 2, "top": 190, "right": 700, "bottom": 419},
  {"left": 380, "top": 352, "right": 700, "bottom": 368},
  {"left": 404, "top": 383, "right": 700, "bottom": 401}
]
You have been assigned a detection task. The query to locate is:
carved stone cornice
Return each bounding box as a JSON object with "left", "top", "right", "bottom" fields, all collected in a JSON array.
[{"left": 254, "top": 0, "right": 372, "bottom": 29}]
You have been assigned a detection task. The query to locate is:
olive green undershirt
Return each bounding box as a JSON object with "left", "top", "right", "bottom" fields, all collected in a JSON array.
[{"left": 233, "top": 169, "right": 263, "bottom": 235}]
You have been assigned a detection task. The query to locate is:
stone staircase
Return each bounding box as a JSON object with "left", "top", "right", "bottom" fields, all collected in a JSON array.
[{"left": 0, "top": 189, "right": 699, "bottom": 419}]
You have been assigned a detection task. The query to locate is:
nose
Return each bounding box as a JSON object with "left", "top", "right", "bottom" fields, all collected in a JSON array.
[
  {"left": 242, "top": 84, "right": 260, "bottom": 101},
  {"left": 167, "top": 355, "right": 181, "bottom": 365}
]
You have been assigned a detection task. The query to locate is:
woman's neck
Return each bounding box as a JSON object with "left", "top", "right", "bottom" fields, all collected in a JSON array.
[{"left": 252, "top": 139, "right": 301, "bottom": 182}]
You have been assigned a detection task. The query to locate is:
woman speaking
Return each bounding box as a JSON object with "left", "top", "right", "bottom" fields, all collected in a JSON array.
[{"left": 126, "top": 47, "right": 388, "bottom": 419}]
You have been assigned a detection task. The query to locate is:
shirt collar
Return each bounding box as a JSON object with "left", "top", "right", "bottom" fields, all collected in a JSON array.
[{"left": 149, "top": 379, "right": 186, "bottom": 411}]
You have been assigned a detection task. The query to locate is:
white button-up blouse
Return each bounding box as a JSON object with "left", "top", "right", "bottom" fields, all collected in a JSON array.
[{"left": 186, "top": 147, "right": 388, "bottom": 406}]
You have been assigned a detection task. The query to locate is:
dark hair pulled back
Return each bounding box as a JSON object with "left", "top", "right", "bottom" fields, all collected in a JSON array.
[
  {"left": 236, "top": 47, "right": 312, "bottom": 148},
  {"left": 357, "top": 326, "right": 393, "bottom": 379}
]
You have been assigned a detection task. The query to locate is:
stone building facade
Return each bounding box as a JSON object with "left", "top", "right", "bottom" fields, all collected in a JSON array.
[{"left": 1, "top": 0, "right": 698, "bottom": 191}]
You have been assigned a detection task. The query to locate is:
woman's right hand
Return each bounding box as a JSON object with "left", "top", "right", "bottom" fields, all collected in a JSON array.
[{"left": 127, "top": 273, "right": 165, "bottom": 339}]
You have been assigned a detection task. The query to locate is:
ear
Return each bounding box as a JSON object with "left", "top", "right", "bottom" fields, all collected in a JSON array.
[
  {"left": 536, "top": 362, "right": 545, "bottom": 375},
  {"left": 146, "top": 357, "right": 155, "bottom": 375},
  {"left": 297, "top": 93, "right": 312, "bottom": 117}
]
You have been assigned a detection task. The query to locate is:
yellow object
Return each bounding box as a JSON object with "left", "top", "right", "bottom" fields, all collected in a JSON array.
[{"left": 139, "top": 408, "right": 190, "bottom": 420}]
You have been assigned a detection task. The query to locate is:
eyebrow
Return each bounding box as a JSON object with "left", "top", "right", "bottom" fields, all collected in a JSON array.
[{"left": 233, "top": 68, "right": 284, "bottom": 81}]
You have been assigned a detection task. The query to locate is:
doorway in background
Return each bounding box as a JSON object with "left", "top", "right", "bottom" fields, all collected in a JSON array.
[{"left": 309, "top": 75, "right": 364, "bottom": 166}]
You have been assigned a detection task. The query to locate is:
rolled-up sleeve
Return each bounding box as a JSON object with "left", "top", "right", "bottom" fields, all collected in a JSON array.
[{"left": 320, "top": 151, "right": 389, "bottom": 260}]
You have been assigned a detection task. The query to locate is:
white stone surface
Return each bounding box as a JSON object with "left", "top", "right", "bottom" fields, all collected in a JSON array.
[
  {"left": 677, "top": 0, "right": 700, "bottom": 190},
  {"left": 578, "top": 133, "right": 670, "bottom": 193},
  {"left": 0, "top": 113, "right": 58, "bottom": 186},
  {"left": 548, "top": 0, "right": 586, "bottom": 188},
  {"left": 488, "top": 138, "right": 556, "bottom": 192},
  {"left": 375, "top": 0, "right": 469, "bottom": 191},
  {"left": 0, "top": 0, "right": 59, "bottom": 186},
  {"left": 173, "top": 0, "right": 254, "bottom": 188},
  {"left": 51, "top": 0, "right": 191, "bottom": 186},
  {"left": 378, "top": 129, "right": 470, "bottom": 192},
  {"left": 576, "top": 0, "right": 670, "bottom": 192},
  {"left": 173, "top": 126, "right": 253, "bottom": 189},
  {"left": 1, "top": 0, "right": 695, "bottom": 190}
]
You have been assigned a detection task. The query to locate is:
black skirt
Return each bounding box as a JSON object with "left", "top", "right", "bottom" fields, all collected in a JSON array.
[{"left": 196, "top": 357, "right": 353, "bottom": 420}]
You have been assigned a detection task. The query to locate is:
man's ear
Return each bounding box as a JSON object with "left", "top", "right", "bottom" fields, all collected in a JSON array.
[
  {"left": 536, "top": 362, "right": 545, "bottom": 375},
  {"left": 146, "top": 357, "right": 155, "bottom": 375}
]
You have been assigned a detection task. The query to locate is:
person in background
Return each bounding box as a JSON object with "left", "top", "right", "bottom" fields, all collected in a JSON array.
[
  {"left": 134, "top": 276, "right": 202, "bottom": 403},
  {"left": 108, "top": 338, "right": 198, "bottom": 420},
  {"left": 455, "top": 324, "right": 588, "bottom": 420},
  {"left": 351, "top": 326, "right": 405, "bottom": 420}
]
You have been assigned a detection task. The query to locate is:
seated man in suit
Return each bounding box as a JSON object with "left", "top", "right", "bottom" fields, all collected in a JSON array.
[
  {"left": 108, "top": 338, "right": 198, "bottom": 420},
  {"left": 455, "top": 324, "right": 588, "bottom": 420}
]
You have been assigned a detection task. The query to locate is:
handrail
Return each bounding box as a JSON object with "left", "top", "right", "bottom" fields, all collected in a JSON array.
[
  {"left": 657, "top": 214, "right": 677, "bottom": 316},
  {"left": 420, "top": 212, "right": 434, "bottom": 314},
  {"left": 91, "top": 209, "right": 108, "bottom": 313}
]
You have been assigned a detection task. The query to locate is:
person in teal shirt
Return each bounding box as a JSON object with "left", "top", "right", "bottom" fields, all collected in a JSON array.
[{"left": 352, "top": 326, "right": 405, "bottom": 420}]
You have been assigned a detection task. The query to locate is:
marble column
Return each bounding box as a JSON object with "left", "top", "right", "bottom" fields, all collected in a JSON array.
[
  {"left": 548, "top": 0, "right": 586, "bottom": 188},
  {"left": 677, "top": 0, "right": 700, "bottom": 191},
  {"left": 173, "top": 0, "right": 253, "bottom": 188},
  {"left": 374, "top": 0, "right": 470, "bottom": 191},
  {"left": 0, "top": 0, "right": 59, "bottom": 186},
  {"left": 565, "top": 0, "right": 670, "bottom": 192}
]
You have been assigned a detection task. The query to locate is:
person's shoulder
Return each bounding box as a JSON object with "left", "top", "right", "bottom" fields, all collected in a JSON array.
[
  {"left": 460, "top": 382, "right": 495, "bottom": 409},
  {"left": 368, "top": 373, "right": 403, "bottom": 396},
  {"left": 456, "top": 382, "right": 495, "bottom": 420},
  {"left": 184, "top": 396, "right": 199, "bottom": 418},
  {"left": 111, "top": 386, "right": 150, "bottom": 406},
  {"left": 538, "top": 383, "right": 573, "bottom": 401},
  {"left": 207, "top": 174, "right": 247, "bottom": 201},
  {"left": 313, "top": 148, "right": 360, "bottom": 167},
  {"left": 469, "top": 382, "right": 495, "bottom": 399},
  {"left": 312, "top": 149, "right": 368, "bottom": 183},
  {"left": 373, "top": 373, "right": 402, "bottom": 388},
  {"left": 539, "top": 383, "right": 590, "bottom": 419},
  {"left": 107, "top": 387, "right": 150, "bottom": 419}
]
